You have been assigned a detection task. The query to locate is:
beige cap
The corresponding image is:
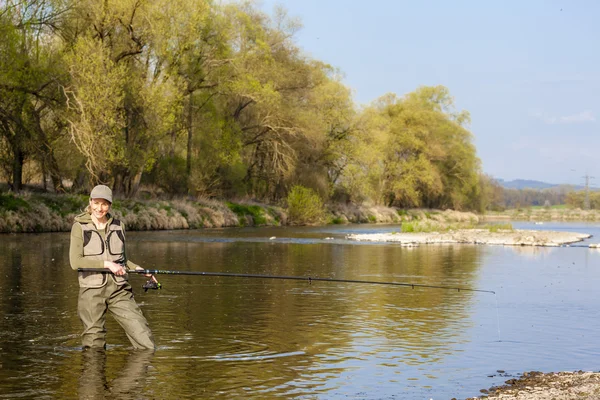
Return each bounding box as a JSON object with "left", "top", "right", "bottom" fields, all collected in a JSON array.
[{"left": 90, "top": 185, "right": 113, "bottom": 203}]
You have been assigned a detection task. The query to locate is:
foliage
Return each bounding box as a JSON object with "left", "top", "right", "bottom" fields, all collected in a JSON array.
[
  {"left": 226, "top": 202, "right": 267, "bottom": 226},
  {"left": 0, "top": 193, "right": 31, "bottom": 211},
  {"left": 480, "top": 176, "right": 573, "bottom": 211},
  {"left": 565, "top": 190, "right": 600, "bottom": 210},
  {"left": 286, "top": 185, "right": 325, "bottom": 225},
  {"left": 0, "top": 0, "right": 490, "bottom": 212},
  {"left": 485, "top": 223, "right": 513, "bottom": 232}
]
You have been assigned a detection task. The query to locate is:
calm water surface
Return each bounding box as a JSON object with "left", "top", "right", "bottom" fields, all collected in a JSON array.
[{"left": 1, "top": 222, "right": 599, "bottom": 399}]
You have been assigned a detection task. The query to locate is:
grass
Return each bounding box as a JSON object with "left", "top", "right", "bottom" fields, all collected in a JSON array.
[
  {"left": 401, "top": 221, "right": 442, "bottom": 233},
  {"left": 31, "top": 193, "right": 85, "bottom": 217},
  {"left": 397, "top": 209, "right": 408, "bottom": 217},
  {"left": 226, "top": 202, "right": 267, "bottom": 226},
  {"left": 400, "top": 220, "right": 514, "bottom": 233},
  {"left": 529, "top": 204, "right": 569, "bottom": 210},
  {"left": 482, "top": 223, "right": 514, "bottom": 232},
  {"left": 328, "top": 216, "right": 346, "bottom": 224},
  {"left": 0, "top": 193, "right": 31, "bottom": 211}
]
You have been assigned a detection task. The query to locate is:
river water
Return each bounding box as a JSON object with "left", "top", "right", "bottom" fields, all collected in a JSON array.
[{"left": 1, "top": 222, "right": 599, "bottom": 399}]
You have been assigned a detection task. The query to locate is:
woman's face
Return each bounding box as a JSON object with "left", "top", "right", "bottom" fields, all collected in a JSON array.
[{"left": 89, "top": 198, "right": 111, "bottom": 221}]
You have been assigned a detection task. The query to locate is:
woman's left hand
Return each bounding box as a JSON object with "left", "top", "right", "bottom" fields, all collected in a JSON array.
[{"left": 135, "top": 266, "right": 156, "bottom": 280}]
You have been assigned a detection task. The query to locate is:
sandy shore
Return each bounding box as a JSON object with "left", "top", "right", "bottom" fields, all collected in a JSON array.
[
  {"left": 466, "top": 371, "right": 600, "bottom": 399},
  {"left": 346, "top": 229, "right": 592, "bottom": 247}
]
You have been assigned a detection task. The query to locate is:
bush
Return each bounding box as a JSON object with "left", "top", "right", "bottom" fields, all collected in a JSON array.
[
  {"left": 286, "top": 185, "right": 325, "bottom": 225},
  {"left": 401, "top": 222, "right": 415, "bottom": 232},
  {"left": 0, "top": 193, "right": 30, "bottom": 211},
  {"left": 486, "top": 223, "right": 513, "bottom": 232},
  {"left": 226, "top": 202, "right": 267, "bottom": 226}
]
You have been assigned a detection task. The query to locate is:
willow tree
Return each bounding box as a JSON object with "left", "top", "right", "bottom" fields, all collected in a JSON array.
[
  {"left": 0, "top": 0, "right": 66, "bottom": 191},
  {"left": 216, "top": 4, "right": 349, "bottom": 200},
  {"left": 379, "top": 86, "right": 481, "bottom": 209},
  {"left": 335, "top": 87, "right": 481, "bottom": 210},
  {"left": 60, "top": 0, "right": 184, "bottom": 195},
  {"left": 144, "top": 0, "right": 235, "bottom": 194}
]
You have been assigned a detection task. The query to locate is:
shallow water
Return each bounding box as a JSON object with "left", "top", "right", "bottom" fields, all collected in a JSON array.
[{"left": 1, "top": 222, "right": 599, "bottom": 399}]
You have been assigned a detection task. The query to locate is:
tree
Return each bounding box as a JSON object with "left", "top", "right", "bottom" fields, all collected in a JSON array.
[
  {"left": 63, "top": 0, "right": 184, "bottom": 195},
  {"left": 0, "top": 0, "right": 66, "bottom": 191}
]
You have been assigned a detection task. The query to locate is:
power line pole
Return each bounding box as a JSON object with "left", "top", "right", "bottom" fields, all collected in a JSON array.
[{"left": 583, "top": 173, "right": 595, "bottom": 210}]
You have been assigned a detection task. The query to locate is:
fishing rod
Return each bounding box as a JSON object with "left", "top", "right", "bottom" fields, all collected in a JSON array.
[{"left": 78, "top": 268, "right": 495, "bottom": 294}]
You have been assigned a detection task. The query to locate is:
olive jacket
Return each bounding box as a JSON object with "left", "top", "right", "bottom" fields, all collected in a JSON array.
[{"left": 69, "top": 212, "right": 140, "bottom": 288}]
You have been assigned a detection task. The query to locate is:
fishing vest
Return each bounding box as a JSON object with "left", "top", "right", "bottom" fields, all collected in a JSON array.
[{"left": 77, "top": 219, "right": 129, "bottom": 288}]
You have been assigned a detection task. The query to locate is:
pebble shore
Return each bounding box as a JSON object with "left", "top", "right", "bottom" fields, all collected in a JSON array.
[
  {"left": 465, "top": 371, "right": 600, "bottom": 399},
  {"left": 346, "top": 229, "right": 592, "bottom": 247}
]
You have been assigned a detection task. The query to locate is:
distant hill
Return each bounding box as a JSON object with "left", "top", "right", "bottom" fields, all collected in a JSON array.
[{"left": 496, "top": 179, "right": 583, "bottom": 191}]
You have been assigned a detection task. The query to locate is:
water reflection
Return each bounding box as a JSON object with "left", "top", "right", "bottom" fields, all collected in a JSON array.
[
  {"left": 4, "top": 226, "right": 599, "bottom": 399},
  {"left": 506, "top": 245, "right": 557, "bottom": 258},
  {"left": 79, "top": 349, "right": 154, "bottom": 400}
]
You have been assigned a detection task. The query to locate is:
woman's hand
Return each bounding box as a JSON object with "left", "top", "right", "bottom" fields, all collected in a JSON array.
[
  {"left": 104, "top": 261, "right": 126, "bottom": 276},
  {"left": 136, "top": 266, "right": 156, "bottom": 280}
]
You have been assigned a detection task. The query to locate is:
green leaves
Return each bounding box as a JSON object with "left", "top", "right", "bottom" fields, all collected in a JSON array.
[{"left": 0, "top": 1, "right": 485, "bottom": 212}]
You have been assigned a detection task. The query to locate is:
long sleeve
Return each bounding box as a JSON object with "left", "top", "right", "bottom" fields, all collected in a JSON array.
[{"left": 69, "top": 223, "right": 104, "bottom": 270}]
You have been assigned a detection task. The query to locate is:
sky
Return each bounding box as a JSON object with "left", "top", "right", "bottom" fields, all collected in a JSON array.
[{"left": 259, "top": 0, "right": 600, "bottom": 186}]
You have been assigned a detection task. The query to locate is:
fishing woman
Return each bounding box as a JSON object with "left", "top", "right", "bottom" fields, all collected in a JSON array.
[{"left": 69, "top": 185, "right": 155, "bottom": 350}]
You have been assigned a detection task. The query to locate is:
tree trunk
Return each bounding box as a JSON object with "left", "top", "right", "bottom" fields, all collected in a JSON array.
[
  {"left": 128, "top": 169, "right": 143, "bottom": 197},
  {"left": 31, "top": 106, "right": 65, "bottom": 193},
  {"left": 113, "top": 168, "right": 143, "bottom": 198},
  {"left": 11, "top": 147, "right": 24, "bottom": 191},
  {"left": 186, "top": 94, "right": 193, "bottom": 188}
]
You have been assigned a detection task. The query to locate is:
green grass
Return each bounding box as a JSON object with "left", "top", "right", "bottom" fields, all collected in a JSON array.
[
  {"left": 266, "top": 207, "right": 281, "bottom": 224},
  {"left": 226, "top": 202, "right": 267, "bottom": 226},
  {"left": 0, "top": 193, "right": 31, "bottom": 211},
  {"left": 400, "top": 221, "right": 442, "bottom": 233},
  {"left": 31, "top": 193, "right": 85, "bottom": 217},
  {"left": 483, "top": 222, "right": 514, "bottom": 232},
  {"left": 401, "top": 222, "right": 416, "bottom": 232},
  {"left": 328, "top": 216, "right": 346, "bottom": 224}
]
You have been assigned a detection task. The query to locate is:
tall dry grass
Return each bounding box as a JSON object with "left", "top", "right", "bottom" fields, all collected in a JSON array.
[{"left": 0, "top": 190, "right": 485, "bottom": 234}]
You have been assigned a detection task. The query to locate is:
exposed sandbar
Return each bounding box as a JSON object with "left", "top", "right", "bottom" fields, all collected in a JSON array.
[{"left": 346, "top": 229, "right": 592, "bottom": 247}]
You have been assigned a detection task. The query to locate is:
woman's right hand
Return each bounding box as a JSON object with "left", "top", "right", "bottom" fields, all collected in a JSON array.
[{"left": 104, "top": 261, "right": 126, "bottom": 276}]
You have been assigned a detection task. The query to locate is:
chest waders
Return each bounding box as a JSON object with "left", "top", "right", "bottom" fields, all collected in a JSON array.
[{"left": 76, "top": 219, "right": 155, "bottom": 350}]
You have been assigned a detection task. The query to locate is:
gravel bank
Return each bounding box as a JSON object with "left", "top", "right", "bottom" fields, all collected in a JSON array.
[
  {"left": 466, "top": 371, "right": 600, "bottom": 399},
  {"left": 347, "top": 229, "right": 592, "bottom": 247}
]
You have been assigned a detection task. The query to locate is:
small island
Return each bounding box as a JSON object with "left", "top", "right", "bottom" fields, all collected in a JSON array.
[{"left": 347, "top": 229, "right": 592, "bottom": 247}]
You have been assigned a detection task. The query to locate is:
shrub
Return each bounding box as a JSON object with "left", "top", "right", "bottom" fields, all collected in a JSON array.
[
  {"left": 286, "top": 185, "right": 325, "bottom": 225},
  {"left": 0, "top": 193, "right": 30, "bottom": 211},
  {"left": 328, "top": 215, "right": 346, "bottom": 224},
  {"left": 486, "top": 223, "right": 513, "bottom": 232},
  {"left": 401, "top": 222, "right": 415, "bottom": 232},
  {"left": 226, "top": 202, "right": 267, "bottom": 226}
]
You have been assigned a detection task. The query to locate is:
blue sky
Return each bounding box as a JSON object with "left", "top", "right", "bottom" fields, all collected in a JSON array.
[{"left": 259, "top": 0, "right": 600, "bottom": 185}]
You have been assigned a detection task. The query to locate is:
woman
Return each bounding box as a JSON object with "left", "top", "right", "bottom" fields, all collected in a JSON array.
[{"left": 69, "top": 184, "right": 155, "bottom": 350}]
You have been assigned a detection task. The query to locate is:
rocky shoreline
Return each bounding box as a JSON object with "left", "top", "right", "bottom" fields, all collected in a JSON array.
[
  {"left": 347, "top": 229, "right": 592, "bottom": 247},
  {"left": 466, "top": 371, "right": 600, "bottom": 399}
]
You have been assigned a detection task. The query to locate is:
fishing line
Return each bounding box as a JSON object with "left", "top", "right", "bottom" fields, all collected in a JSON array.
[{"left": 495, "top": 293, "right": 502, "bottom": 342}]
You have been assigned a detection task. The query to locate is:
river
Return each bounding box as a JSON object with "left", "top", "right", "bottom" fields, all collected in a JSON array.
[{"left": 1, "top": 222, "right": 599, "bottom": 399}]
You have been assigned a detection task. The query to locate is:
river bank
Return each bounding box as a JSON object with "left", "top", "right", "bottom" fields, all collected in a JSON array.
[
  {"left": 467, "top": 371, "right": 600, "bottom": 399},
  {"left": 483, "top": 207, "right": 600, "bottom": 222},
  {"left": 0, "top": 190, "right": 478, "bottom": 233},
  {"left": 1, "top": 190, "right": 599, "bottom": 235}
]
